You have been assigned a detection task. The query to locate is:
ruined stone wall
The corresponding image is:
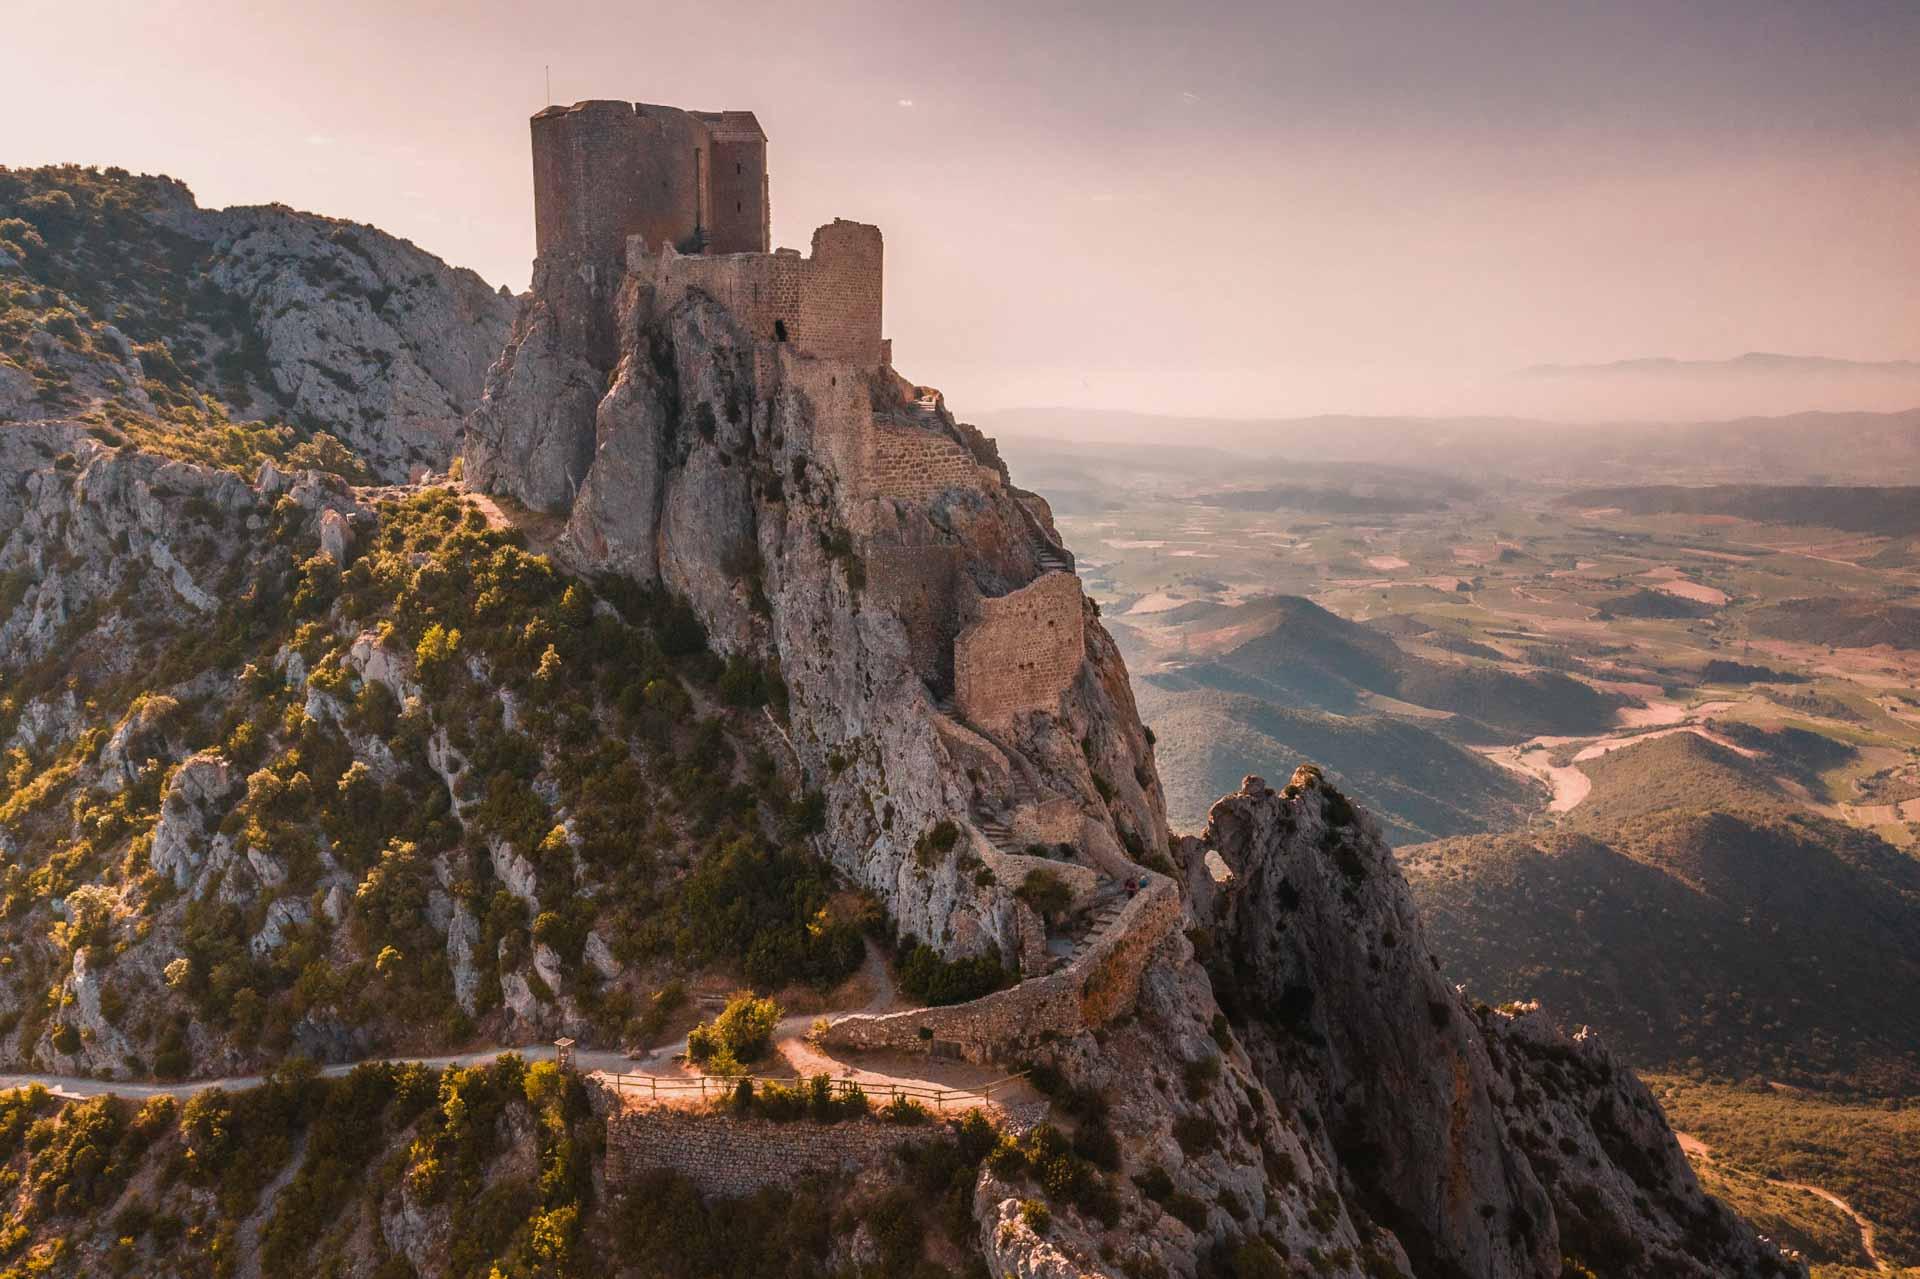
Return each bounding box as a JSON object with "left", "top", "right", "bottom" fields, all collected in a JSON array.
[
  {"left": 794, "top": 220, "right": 884, "bottom": 365},
  {"left": 644, "top": 249, "right": 796, "bottom": 347},
  {"left": 601, "top": 1103, "right": 908, "bottom": 1197},
  {"left": 954, "top": 572, "right": 1087, "bottom": 726},
  {"left": 532, "top": 101, "right": 706, "bottom": 264},
  {"left": 776, "top": 352, "right": 876, "bottom": 493},
  {"left": 635, "top": 220, "right": 882, "bottom": 369},
  {"left": 822, "top": 876, "right": 1182, "bottom": 1063},
  {"left": 866, "top": 542, "right": 969, "bottom": 683},
  {"left": 869, "top": 423, "right": 988, "bottom": 502}
]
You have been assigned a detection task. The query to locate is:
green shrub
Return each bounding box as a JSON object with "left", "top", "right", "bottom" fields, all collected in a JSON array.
[
  {"left": 896, "top": 940, "right": 1009, "bottom": 1006},
  {"left": 1016, "top": 868, "right": 1074, "bottom": 922},
  {"left": 686, "top": 991, "right": 780, "bottom": 1070}
]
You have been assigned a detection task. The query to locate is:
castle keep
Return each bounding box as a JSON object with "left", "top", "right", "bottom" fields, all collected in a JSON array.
[
  {"left": 529, "top": 99, "right": 1088, "bottom": 725},
  {"left": 532, "top": 100, "right": 769, "bottom": 263}
]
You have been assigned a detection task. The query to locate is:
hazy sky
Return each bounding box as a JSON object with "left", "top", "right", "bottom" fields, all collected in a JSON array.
[{"left": 7, "top": 0, "right": 1919, "bottom": 418}]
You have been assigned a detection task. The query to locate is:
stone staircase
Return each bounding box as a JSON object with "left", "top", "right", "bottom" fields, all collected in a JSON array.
[
  {"left": 966, "top": 779, "right": 1133, "bottom": 976},
  {"left": 1034, "top": 538, "right": 1071, "bottom": 574},
  {"left": 1055, "top": 881, "right": 1131, "bottom": 971},
  {"left": 975, "top": 810, "right": 1015, "bottom": 850}
]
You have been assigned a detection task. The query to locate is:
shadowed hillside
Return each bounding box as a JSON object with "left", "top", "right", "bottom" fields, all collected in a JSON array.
[
  {"left": 1135, "top": 682, "right": 1541, "bottom": 840},
  {"left": 1562, "top": 484, "right": 1920, "bottom": 538},
  {"left": 1749, "top": 597, "right": 1920, "bottom": 650},
  {"left": 1404, "top": 734, "right": 1920, "bottom": 1093},
  {"left": 1183, "top": 595, "right": 1627, "bottom": 740}
]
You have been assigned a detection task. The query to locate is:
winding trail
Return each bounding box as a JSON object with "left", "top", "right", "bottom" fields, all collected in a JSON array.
[
  {"left": 1678, "top": 1131, "right": 1888, "bottom": 1273},
  {"left": 0, "top": 943, "right": 1035, "bottom": 1118},
  {"left": 0, "top": 1043, "right": 639, "bottom": 1103}
]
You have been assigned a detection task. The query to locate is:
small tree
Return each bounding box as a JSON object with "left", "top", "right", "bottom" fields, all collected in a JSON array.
[{"left": 686, "top": 991, "right": 780, "bottom": 1071}]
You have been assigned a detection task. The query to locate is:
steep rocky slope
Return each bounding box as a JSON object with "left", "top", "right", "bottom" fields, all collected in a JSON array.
[
  {"left": 464, "top": 252, "right": 1166, "bottom": 973},
  {"left": 2, "top": 165, "right": 512, "bottom": 481},
  {"left": 0, "top": 162, "right": 1807, "bottom": 1278},
  {"left": 447, "top": 225, "right": 1798, "bottom": 1277}
]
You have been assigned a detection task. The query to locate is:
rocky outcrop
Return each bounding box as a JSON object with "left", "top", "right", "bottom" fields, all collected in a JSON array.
[
  {"left": 462, "top": 268, "right": 604, "bottom": 511},
  {"left": 151, "top": 752, "right": 239, "bottom": 891},
  {"left": 1190, "top": 768, "right": 1797, "bottom": 1279},
  {"left": 0, "top": 433, "right": 258, "bottom": 666},
  {"left": 464, "top": 265, "right": 1167, "bottom": 968}
]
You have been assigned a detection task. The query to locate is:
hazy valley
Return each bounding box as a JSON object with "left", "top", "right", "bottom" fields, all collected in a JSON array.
[{"left": 993, "top": 417, "right": 1920, "bottom": 1274}]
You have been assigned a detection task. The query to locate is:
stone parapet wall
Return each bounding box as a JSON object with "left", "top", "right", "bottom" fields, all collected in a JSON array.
[
  {"left": 822, "top": 876, "right": 1183, "bottom": 1064},
  {"left": 954, "top": 572, "right": 1086, "bottom": 727},
  {"left": 600, "top": 1101, "right": 910, "bottom": 1198}
]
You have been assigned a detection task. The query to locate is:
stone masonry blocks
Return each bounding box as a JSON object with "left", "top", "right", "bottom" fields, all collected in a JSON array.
[
  {"left": 954, "top": 571, "right": 1087, "bottom": 727},
  {"left": 532, "top": 100, "right": 769, "bottom": 267},
  {"left": 601, "top": 1103, "right": 907, "bottom": 1198}
]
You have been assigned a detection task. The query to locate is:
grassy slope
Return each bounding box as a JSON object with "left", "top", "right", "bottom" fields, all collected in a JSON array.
[
  {"left": 1, "top": 165, "right": 368, "bottom": 477},
  {"left": 1651, "top": 1075, "right": 1920, "bottom": 1271}
]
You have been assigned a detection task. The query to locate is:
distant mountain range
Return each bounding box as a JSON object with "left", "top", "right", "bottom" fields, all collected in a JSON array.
[
  {"left": 983, "top": 405, "right": 1920, "bottom": 485},
  {"left": 1523, "top": 352, "right": 1920, "bottom": 378}
]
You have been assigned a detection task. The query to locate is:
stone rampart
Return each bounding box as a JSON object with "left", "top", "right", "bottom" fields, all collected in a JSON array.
[
  {"left": 601, "top": 1101, "right": 908, "bottom": 1197},
  {"left": 821, "top": 876, "right": 1182, "bottom": 1064},
  {"left": 953, "top": 572, "right": 1087, "bottom": 727}
]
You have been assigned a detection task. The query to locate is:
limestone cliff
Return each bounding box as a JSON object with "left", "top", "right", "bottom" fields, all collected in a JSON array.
[
  {"left": 1188, "top": 771, "right": 1788, "bottom": 1278},
  {"left": 466, "top": 258, "right": 1167, "bottom": 980}
]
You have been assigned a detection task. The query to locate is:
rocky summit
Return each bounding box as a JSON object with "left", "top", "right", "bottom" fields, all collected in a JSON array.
[{"left": 0, "top": 129, "right": 1804, "bottom": 1278}]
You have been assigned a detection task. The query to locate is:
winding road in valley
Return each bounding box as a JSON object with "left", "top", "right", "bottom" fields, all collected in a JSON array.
[{"left": 1676, "top": 1131, "right": 1889, "bottom": 1273}]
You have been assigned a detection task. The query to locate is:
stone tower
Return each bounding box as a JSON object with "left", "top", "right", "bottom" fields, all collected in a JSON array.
[{"left": 529, "top": 100, "right": 769, "bottom": 267}]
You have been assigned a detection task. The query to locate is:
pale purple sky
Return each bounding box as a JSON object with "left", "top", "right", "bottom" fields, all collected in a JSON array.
[{"left": 7, "top": 0, "right": 1919, "bottom": 418}]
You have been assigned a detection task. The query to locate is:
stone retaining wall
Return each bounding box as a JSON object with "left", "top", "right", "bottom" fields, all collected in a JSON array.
[
  {"left": 601, "top": 1101, "right": 910, "bottom": 1198},
  {"left": 821, "top": 875, "right": 1183, "bottom": 1064}
]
